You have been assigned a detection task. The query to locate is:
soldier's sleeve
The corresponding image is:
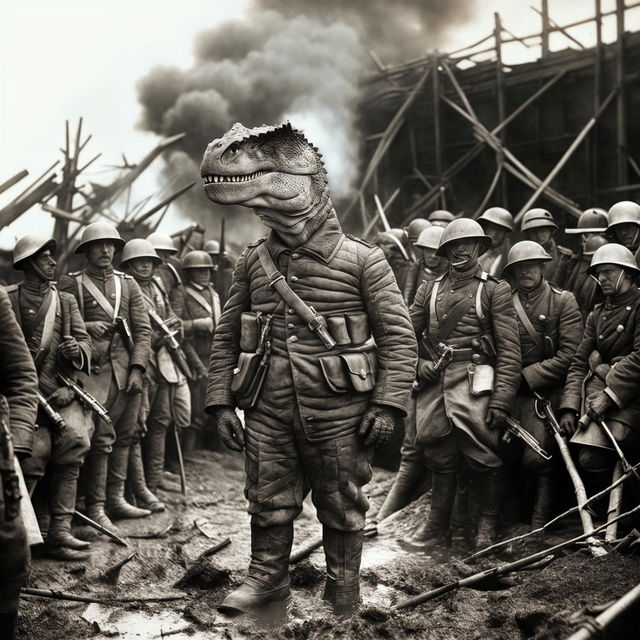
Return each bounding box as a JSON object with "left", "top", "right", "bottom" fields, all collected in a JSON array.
[
  {"left": 205, "top": 250, "right": 251, "bottom": 410},
  {"left": 602, "top": 305, "right": 640, "bottom": 408},
  {"left": 522, "top": 292, "right": 583, "bottom": 391},
  {"left": 559, "top": 309, "right": 597, "bottom": 413},
  {"left": 409, "top": 279, "right": 430, "bottom": 359},
  {"left": 361, "top": 246, "right": 418, "bottom": 416},
  {"left": 57, "top": 274, "right": 78, "bottom": 298},
  {"left": 0, "top": 288, "right": 38, "bottom": 455},
  {"left": 62, "top": 293, "right": 92, "bottom": 374},
  {"left": 127, "top": 279, "right": 152, "bottom": 372},
  {"left": 488, "top": 280, "right": 522, "bottom": 412},
  {"left": 169, "top": 283, "right": 185, "bottom": 318}
]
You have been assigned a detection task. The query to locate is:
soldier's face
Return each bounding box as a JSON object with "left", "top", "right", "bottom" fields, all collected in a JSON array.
[
  {"left": 446, "top": 240, "right": 478, "bottom": 269},
  {"left": 483, "top": 222, "right": 507, "bottom": 247},
  {"left": 595, "top": 264, "right": 628, "bottom": 296},
  {"left": 31, "top": 249, "right": 56, "bottom": 280},
  {"left": 421, "top": 248, "right": 442, "bottom": 270},
  {"left": 525, "top": 228, "right": 553, "bottom": 245},
  {"left": 513, "top": 261, "right": 544, "bottom": 290},
  {"left": 129, "top": 258, "right": 155, "bottom": 279},
  {"left": 156, "top": 249, "right": 172, "bottom": 264},
  {"left": 613, "top": 223, "right": 640, "bottom": 248},
  {"left": 188, "top": 268, "right": 211, "bottom": 286},
  {"left": 85, "top": 241, "right": 115, "bottom": 269},
  {"left": 581, "top": 232, "right": 601, "bottom": 250}
]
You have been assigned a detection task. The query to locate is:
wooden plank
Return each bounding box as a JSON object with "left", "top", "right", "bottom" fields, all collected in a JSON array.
[{"left": 0, "top": 170, "right": 28, "bottom": 196}]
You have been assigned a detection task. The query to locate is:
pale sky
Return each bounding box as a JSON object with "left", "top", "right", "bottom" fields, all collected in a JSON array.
[{"left": 1, "top": 0, "right": 638, "bottom": 249}]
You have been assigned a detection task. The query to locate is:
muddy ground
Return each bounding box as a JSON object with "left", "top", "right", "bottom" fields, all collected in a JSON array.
[{"left": 18, "top": 449, "right": 640, "bottom": 640}]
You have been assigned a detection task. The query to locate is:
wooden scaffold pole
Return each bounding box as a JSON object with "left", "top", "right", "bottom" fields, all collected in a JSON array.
[
  {"left": 616, "top": 0, "right": 628, "bottom": 191},
  {"left": 494, "top": 12, "right": 507, "bottom": 207}
]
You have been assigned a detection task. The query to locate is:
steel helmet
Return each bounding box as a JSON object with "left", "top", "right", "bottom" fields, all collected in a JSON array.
[
  {"left": 146, "top": 232, "right": 178, "bottom": 254},
  {"left": 520, "top": 209, "right": 558, "bottom": 232},
  {"left": 503, "top": 241, "right": 552, "bottom": 275},
  {"left": 119, "top": 239, "right": 161, "bottom": 266},
  {"left": 436, "top": 218, "right": 492, "bottom": 257},
  {"left": 565, "top": 208, "right": 608, "bottom": 234},
  {"left": 203, "top": 239, "right": 220, "bottom": 255},
  {"left": 588, "top": 243, "right": 640, "bottom": 275},
  {"left": 414, "top": 226, "right": 444, "bottom": 250},
  {"left": 582, "top": 235, "right": 609, "bottom": 257},
  {"left": 75, "top": 222, "right": 124, "bottom": 254},
  {"left": 182, "top": 250, "right": 214, "bottom": 269},
  {"left": 606, "top": 201, "right": 640, "bottom": 231},
  {"left": 478, "top": 207, "right": 514, "bottom": 232},
  {"left": 13, "top": 235, "right": 57, "bottom": 270},
  {"left": 428, "top": 210, "right": 455, "bottom": 227},
  {"left": 406, "top": 218, "right": 431, "bottom": 244}
]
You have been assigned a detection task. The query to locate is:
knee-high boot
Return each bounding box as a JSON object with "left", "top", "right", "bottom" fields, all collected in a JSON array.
[
  {"left": 84, "top": 454, "right": 119, "bottom": 533},
  {"left": 475, "top": 468, "right": 507, "bottom": 549},
  {"left": 531, "top": 472, "right": 554, "bottom": 530},
  {"left": 376, "top": 456, "right": 425, "bottom": 522},
  {"left": 127, "top": 442, "right": 164, "bottom": 512},
  {"left": 106, "top": 446, "right": 151, "bottom": 519}
]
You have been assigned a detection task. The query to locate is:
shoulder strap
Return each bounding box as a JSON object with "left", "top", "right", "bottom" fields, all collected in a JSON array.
[
  {"left": 113, "top": 273, "right": 123, "bottom": 318},
  {"left": 428, "top": 275, "right": 444, "bottom": 330},
  {"left": 211, "top": 289, "right": 221, "bottom": 323},
  {"left": 81, "top": 274, "right": 117, "bottom": 320},
  {"left": 166, "top": 263, "right": 183, "bottom": 285},
  {"left": 74, "top": 273, "right": 84, "bottom": 316},
  {"left": 34, "top": 288, "right": 59, "bottom": 368},
  {"left": 512, "top": 291, "right": 546, "bottom": 354},
  {"left": 185, "top": 285, "right": 213, "bottom": 316},
  {"left": 475, "top": 271, "right": 488, "bottom": 322}
]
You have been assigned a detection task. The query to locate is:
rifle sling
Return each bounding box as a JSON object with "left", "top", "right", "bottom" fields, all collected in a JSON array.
[
  {"left": 512, "top": 291, "right": 546, "bottom": 355},
  {"left": 79, "top": 273, "right": 122, "bottom": 321},
  {"left": 34, "top": 288, "right": 59, "bottom": 369},
  {"left": 185, "top": 285, "right": 213, "bottom": 316}
]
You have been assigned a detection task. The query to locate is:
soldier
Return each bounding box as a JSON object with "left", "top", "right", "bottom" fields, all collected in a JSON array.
[
  {"left": 502, "top": 241, "right": 582, "bottom": 534},
  {"left": 402, "top": 226, "right": 446, "bottom": 307},
  {"left": 7, "top": 236, "right": 94, "bottom": 560},
  {"left": 604, "top": 201, "right": 640, "bottom": 266},
  {"left": 181, "top": 251, "right": 221, "bottom": 452},
  {"left": 559, "top": 244, "right": 640, "bottom": 485},
  {"left": 119, "top": 239, "right": 191, "bottom": 498},
  {"left": 407, "top": 218, "right": 521, "bottom": 550},
  {"left": 478, "top": 207, "right": 514, "bottom": 277},
  {"left": 521, "top": 209, "right": 568, "bottom": 286},
  {"left": 0, "top": 286, "right": 39, "bottom": 639},
  {"left": 428, "top": 210, "right": 455, "bottom": 228},
  {"left": 401, "top": 219, "right": 432, "bottom": 304},
  {"left": 373, "top": 228, "right": 413, "bottom": 293},
  {"left": 59, "top": 222, "right": 152, "bottom": 531},
  {"left": 146, "top": 232, "right": 185, "bottom": 317},
  {"left": 567, "top": 235, "right": 609, "bottom": 321}
]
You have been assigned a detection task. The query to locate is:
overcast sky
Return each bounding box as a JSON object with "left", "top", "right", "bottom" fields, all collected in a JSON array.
[{"left": 1, "top": 0, "right": 637, "bottom": 248}]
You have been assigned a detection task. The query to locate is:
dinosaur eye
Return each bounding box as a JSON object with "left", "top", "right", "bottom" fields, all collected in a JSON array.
[{"left": 228, "top": 143, "right": 241, "bottom": 154}]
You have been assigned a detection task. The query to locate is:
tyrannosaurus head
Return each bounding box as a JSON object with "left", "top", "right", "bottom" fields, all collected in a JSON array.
[{"left": 200, "top": 122, "right": 332, "bottom": 244}]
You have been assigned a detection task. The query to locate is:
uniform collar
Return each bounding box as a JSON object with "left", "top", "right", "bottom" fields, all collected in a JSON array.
[
  {"left": 265, "top": 210, "right": 343, "bottom": 263},
  {"left": 606, "top": 286, "right": 639, "bottom": 309},
  {"left": 85, "top": 263, "right": 114, "bottom": 281},
  {"left": 20, "top": 278, "right": 51, "bottom": 297},
  {"left": 447, "top": 262, "right": 480, "bottom": 282},
  {"left": 187, "top": 281, "right": 207, "bottom": 291},
  {"left": 517, "top": 277, "right": 547, "bottom": 302}
]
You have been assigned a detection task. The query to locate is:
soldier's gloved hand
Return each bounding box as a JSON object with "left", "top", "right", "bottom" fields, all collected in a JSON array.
[
  {"left": 193, "top": 317, "right": 214, "bottom": 333},
  {"left": 215, "top": 406, "right": 245, "bottom": 452},
  {"left": 559, "top": 411, "right": 578, "bottom": 438},
  {"left": 486, "top": 407, "right": 509, "bottom": 431},
  {"left": 358, "top": 404, "right": 399, "bottom": 448},
  {"left": 194, "top": 363, "right": 208, "bottom": 381},
  {"left": 126, "top": 367, "right": 144, "bottom": 395},
  {"left": 59, "top": 336, "right": 80, "bottom": 360},
  {"left": 86, "top": 321, "right": 110, "bottom": 340},
  {"left": 587, "top": 393, "right": 612, "bottom": 421},
  {"left": 418, "top": 358, "right": 440, "bottom": 383},
  {"left": 49, "top": 386, "right": 75, "bottom": 408}
]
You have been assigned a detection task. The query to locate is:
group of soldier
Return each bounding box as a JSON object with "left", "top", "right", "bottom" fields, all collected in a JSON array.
[
  {"left": 0, "top": 223, "right": 225, "bottom": 638},
  {"left": 368, "top": 201, "right": 640, "bottom": 555}
]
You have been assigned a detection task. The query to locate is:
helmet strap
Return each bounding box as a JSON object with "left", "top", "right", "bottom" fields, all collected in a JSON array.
[{"left": 25, "top": 258, "right": 54, "bottom": 282}]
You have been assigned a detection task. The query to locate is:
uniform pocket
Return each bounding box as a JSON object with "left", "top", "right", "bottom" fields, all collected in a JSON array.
[
  {"left": 231, "top": 352, "right": 262, "bottom": 399},
  {"left": 346, "top": 313, "right": 370, "bottom": 345},
  {"left": 240, "top": 312, "right": 261, "bottom": 352},
  {"left": 319, "top": 350, "right": 377, "bottom": 394}
]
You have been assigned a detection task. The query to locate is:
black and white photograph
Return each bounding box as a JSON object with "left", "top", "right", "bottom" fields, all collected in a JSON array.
[{"left": 1, "top": 1, "right": 640, "bottom": 638}]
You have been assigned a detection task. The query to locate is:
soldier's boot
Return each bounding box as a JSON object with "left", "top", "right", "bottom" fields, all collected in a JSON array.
[
  {"left": 401, "top": 472, "right": 457, "bottom": 551},
  {"left": 218, "top": 523, "right": 293, "bottom": 616},
  {"left": 474, "top": 468, "right": 507, "bottom": 550},
  {"left": 0, "top": 612, "right": 17, "bottom": 640},
  {"left": 322, "top": 527, "right": 363, "bottom": 618},
  {"left": 143, "top": 428, "right": 167, "bottom": 493},
  {"left": 106, "top": 446, "right": 152, "bottom": 519},
  {"left": 127, "top": 442, "right": 165, "bottom": 513},
  {"left": 85, "top": 454, "right": 120, "bottom": 534},
  {"left": 377, "top": 457, "right": 423, "bottom": 522},
  {"left": 47, "top": 465, "right": 90, "bottom": 553}
]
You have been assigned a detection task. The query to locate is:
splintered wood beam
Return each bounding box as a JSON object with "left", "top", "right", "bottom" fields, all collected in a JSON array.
[
  {"left": 531, "top": 6, "right": 586, "bottom": 49},
  {"left": 132, "top": 181, "right": 196, "bottom": 225},
  {"left": 0, "top": 170, "right": 28, "bottom": 196}
]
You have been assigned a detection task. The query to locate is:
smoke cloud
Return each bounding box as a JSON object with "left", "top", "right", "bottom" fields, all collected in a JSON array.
[{"left": 136, "top": 1, "right": 476, "bottom": 239}]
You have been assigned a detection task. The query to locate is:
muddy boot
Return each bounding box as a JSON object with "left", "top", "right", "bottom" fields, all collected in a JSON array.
[
  {"left": 0, "top": 612, "right": 17, "bottom": 640},
  {"left": 143, "top": 427, "right": 167, "bottom": 493},
  {"left": 377, "top": 456, "right": 424, "bottom": 522},
  {"left": 218, "top": 523, "right": 293, "bottom": 616},
  {"left": 322, "top": 527, "right": 363, "bottom": 618},
  {"left": 401, "top": 472, "right": 457, "bottom": 551},
  {"left": 85, "top": 454, "right": 120, "bottom": 533},
  {"left": 128, "top": 442, "right": 164, "bottom": 512},
  {"left": 107, "top": 446, "right": 152, "bottom": 519},
  {"left": 474, "top": 468, "right": 507, "bottom": 550},
  {"left": 531, "top": 473, "right": 554, "bottom": 531},
  {"left": 47, "top": 465, "right": 90, "bottom": 552}
]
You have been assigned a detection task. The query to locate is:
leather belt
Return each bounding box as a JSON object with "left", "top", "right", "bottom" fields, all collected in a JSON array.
[{"left": 435, "top": 344, "right": 485, "bottom": 363}]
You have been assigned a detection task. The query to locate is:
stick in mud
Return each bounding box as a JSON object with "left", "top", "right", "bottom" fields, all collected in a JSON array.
[
  {"left": 21, "top": 587, "right": 187, "bottom": 604},
  {"left": 203, "top": 537, "right": 232, "bottom": 557},
  {"left": 74, "top": 509, "right": 129, "bottom": 547},
  {"left": 100, "top": 551, "right": 137, "bottom": 584},
  {"left": 465, "top": 460, "right": 640, "bottom": 561},
  {"left": 394, "top": 504, "right": 640, "bottom": 610}
]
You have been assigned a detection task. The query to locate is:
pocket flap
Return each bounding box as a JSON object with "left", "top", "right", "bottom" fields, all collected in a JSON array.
[
  {"left": 340, "top": 352, "right": 374, "bottom": 393},
  {"left": 319, "top": 356, "right": 351, "bottom": 393}
]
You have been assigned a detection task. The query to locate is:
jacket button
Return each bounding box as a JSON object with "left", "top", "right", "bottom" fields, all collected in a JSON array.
[
  {"left": 292, "top": 253, "right": 300, "bottom": 260},
  {"left": 468, "top": 293, "right": 473, "bottom": 298},
  {"left": 307, "top": 416, "right": 315, "bottom": 422},
  {"left": 450, "top": 289, "right": 455, "bottom": 294},
  {"left": 290, "top": 276, "right": 298, "bottom": 282},
  {"left": 442, "top": 313, "right": 448, "bottom": 320},
  {"left": 598, "top": 334, "right": 604, "bottom": 339},
  {"left": 288, "top": 308, "right": 295, "bottom": 314},
  {"left": 289, "top": 335, "right": 298, "bottom": 343},
  {"left": 110, "top": 293, "right": 116, "bottom": 299},
  {"left": 288, "top": 323, "right": 295, "bottom": 329}
]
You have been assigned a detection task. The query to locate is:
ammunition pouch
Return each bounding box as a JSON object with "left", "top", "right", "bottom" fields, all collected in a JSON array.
[
  {"left": 240, "top": 312, "right": 261, "bottom": 352},
  {"left": 319, "top": 341, "right": 377, "bottom": 394},
  {"left": 467, "top": 363, "right": 495, "bottom": 396},
  {"left": 231, "top": 352, "right": 265, "bottom": 408}
]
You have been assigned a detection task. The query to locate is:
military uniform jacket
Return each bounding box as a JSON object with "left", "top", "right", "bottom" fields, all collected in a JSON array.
[
  {"left": 512, "top": 280, "right": 582, "bottom": 393},
  {"left": 410, "top": 265, "right": 521, "bottom": 412},
  {"left": 561, "top": 287, "right": 640, "bottom": 426},
  {"left": 206, "top": 213, "right": 418, "bottom": 429},
  {"left": 565, "top": 253, "right": 603, "bottom": 321},
  {"left": 0, "top": 287, "right": 39, "bottom": 455},
  {"left": 182, "top": 281, "right": 220, "bottom": 370},
  {"left": 59, "top": 265, "right": 151, "bottom": 391},
  {"left": 156, "top": 261, "right": 185, "bottom": 318},
  {"left": 6, "top": 281, "right": 92, "bottom": 397},
  {"left": 401, "top": 262, "right": 447, "bottom": 307},
  {"left": 478, "top": 241, "right": 510, "bottom": 278}
]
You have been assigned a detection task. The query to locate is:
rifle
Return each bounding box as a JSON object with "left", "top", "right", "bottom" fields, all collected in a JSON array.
[
  {"left": 37, "top": 391, "right": 66, "bottom": 433},
  {"left": 147, "top": 309, "right": 192, "bottom": 380},
  {"left": 0, "top": 396, "right": 21, "bottom": 521},
  {"left": 56, "top": 374, "right": 112, "bottom": 425},
  {"left": 502, "top": 416, "right": 552, "bottom": 460},
  {"left": 115, "top": 315, "right": 134, "bottom": 353},
  {"left": 173, "top": 423, "right": 187, "bottom": 501}
]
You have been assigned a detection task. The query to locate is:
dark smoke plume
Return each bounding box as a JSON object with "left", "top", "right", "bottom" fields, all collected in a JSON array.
[{"left": 136, "top": 1, "right": 477, "bottom": 240}]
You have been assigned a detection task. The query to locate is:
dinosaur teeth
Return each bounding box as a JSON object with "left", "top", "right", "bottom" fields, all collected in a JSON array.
[{"left": 203, "top": 170, "right": 268, "bottom": 184}]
